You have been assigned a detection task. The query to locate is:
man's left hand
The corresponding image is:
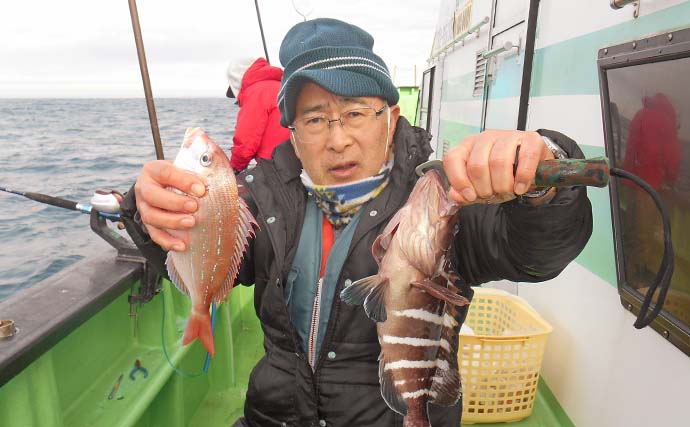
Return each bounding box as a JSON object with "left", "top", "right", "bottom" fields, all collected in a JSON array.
[{"left": 443, "top": 130, "right": 555, "bottom": 205}]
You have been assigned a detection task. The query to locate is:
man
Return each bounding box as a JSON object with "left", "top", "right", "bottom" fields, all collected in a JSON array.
[
  {"left": 122, "top": 18, "right": 592, "bottom": 427},
  {"left": 226, "top": 57, "right": 290, "bottom": 173}
]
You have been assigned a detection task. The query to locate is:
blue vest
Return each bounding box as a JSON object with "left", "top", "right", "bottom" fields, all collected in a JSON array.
[{"left": 284, "top": 197, "right": 362, "bottom": 362}]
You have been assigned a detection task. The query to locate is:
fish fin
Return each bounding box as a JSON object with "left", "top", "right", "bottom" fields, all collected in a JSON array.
[
  {"left": 182, "top": 309, "right": 215, "bottom": 357},
  {"left": 372, "top": 233, "right": 388, "bottom": 265},
  {"left": 379, "top": 207, "right": 406, "bottom": 248},
  {"left": 371, "top": 210, "right": 403, "bottom": 264},
  {"left": 364, "top": 278, "right": 388, "bottom": 322},
  {"left": 213, "top": 197, "right": 258, "bottom": 305},
  {"left": 439, "top": 197, "right": 460, "bottom": 217},
  {"left": 430, "top": 308, "right": 461, "bottom": 406},
  {"left": 379, "top": 354, "right": 408, "bottom": 416},
  {"left": 410, "top": 279, "right": 470, "bottom": 307},
  {"left": 340, "top": 275, "right": 389, "bottom": 322},
  {"left": 439, "top": 266, "right": 465, "bottom": 292},
  {"left": 165, "top": 253, "right": 190, "bottom": 297},
  {"left": 340, "top": 274, "right": 383, "bottom": 306}
]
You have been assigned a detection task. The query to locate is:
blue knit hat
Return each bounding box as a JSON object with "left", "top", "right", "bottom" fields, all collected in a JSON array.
[{"left": 277, "top": 18, "right": 400, "bottom": 127}]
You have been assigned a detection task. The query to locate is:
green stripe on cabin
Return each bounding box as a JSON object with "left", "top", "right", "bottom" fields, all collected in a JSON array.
[{"left": 531, "top": 2, "right": 690, "bottom": 97}]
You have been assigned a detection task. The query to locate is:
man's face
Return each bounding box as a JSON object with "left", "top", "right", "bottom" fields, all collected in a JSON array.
[{"left": 290, "top": 83, "right": 400, "bottom": 186}]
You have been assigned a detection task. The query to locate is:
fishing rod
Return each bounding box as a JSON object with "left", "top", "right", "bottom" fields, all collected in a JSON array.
[
  {"left": 0, "top": 187, "right": 121, "bottom": 220},
  {"left": 254, "top": 0, "right": 270, "bottom": 63},
  {"left": 128, "top": 0, "right": 164, "bottom": 160},
  {"left": 124, "top": 0, "right": 219, "bottom": 373}
]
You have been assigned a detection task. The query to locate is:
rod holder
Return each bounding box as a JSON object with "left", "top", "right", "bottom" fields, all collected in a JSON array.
[{"left": 482, "top": 41, "right": 519, "bottom": 60}]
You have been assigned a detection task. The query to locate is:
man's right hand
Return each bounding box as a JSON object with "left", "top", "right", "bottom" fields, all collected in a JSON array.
[{"left": 134, "top": 160, "right": 206, "bottom": 252}]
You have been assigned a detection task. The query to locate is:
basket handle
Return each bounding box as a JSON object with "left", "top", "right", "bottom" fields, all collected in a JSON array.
[{"left": 477, "top": 335, "right": 532, "bottom": 343}]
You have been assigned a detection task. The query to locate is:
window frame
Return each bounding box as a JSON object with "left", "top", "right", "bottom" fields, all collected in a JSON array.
[
  {"left": 598, "top": 26, "right": 690, "bottom": 357},
  {"left": 417, "top": 66, "right": 435, "bottom": 131}
]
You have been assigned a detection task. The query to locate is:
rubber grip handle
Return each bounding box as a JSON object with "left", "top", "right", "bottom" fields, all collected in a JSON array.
[{"left": 533, "top": 157, "right": 610, "bottom": 188}]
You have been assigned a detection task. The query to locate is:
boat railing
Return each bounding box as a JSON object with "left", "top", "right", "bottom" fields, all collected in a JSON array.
[{"left": 0, "top": 251, "right": 145, "bottom": 387}]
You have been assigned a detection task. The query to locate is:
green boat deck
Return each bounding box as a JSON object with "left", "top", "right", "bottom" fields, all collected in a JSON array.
[{"left": 0, "top": 279, "right": 573, "bottom": 426}]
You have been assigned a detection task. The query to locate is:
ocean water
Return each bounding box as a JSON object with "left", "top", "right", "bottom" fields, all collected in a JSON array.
[{"left": 0, "top": 98, "right": 238, "bottom": 301}]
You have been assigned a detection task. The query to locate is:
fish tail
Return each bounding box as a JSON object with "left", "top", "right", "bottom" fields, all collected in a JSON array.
[
  {"left": 182, "top": 309, "right": 215, "bottom": 357},
  {"left": 402, "top": 414, "right": 431, "bottom": 427},
  {"left": 400, "top": 397, "right": 431, "bottom": 427}
]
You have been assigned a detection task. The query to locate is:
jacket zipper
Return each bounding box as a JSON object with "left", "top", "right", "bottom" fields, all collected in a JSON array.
[{"left": 307, "top": 277, "right": 323, "bottom": 369}]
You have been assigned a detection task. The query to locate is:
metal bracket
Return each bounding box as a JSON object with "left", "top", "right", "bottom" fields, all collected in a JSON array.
[
  {"left": 89, "top": 210, "right": 141, "bottom": 261},
  {"left": 126, "top": 253, "right": 162, "bottom": 336},
  {"left": 610, "top": 0, "right": 640, "bottom": 18},
  {"left": 128, "top": 261, "right": 161, "bottom": 306}
]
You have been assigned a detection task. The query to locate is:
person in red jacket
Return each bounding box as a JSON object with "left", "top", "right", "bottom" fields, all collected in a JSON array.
[
  {"left": 226, "top": 57, "right": 291, "bottom": 173},
  {"left": 623, "top": 92, "right": 681, "bottom": 190},
  {"left": 621, "top": 92, "right": 681, "bottom": 285}
]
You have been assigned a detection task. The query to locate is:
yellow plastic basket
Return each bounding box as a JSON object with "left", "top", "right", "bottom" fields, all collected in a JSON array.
[{"left": 459, "top": 288, "right": 553, "bottom": 424}]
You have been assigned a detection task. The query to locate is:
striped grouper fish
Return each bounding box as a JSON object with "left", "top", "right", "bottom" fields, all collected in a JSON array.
[
  {"left": 166, "top": 128, "right": 257, "bottom": 357},
  {"left": 340, "top": 169, "right": 470, "bottom": 427}
]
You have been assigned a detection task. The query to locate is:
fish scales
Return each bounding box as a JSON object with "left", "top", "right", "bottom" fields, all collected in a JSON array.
[
  {"left": 341, "top": 169, "right": 470, "bottom": 427},
  {"left": 166, "top": 127, "right": 257, "bottom": 357}
]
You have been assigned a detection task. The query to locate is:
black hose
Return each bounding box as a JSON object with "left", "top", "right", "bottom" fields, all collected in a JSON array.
[{"left": 609, "top": 167, "right": 674, "bottom": 329}]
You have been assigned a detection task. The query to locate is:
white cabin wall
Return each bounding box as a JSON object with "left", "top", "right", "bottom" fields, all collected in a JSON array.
[
  {"left": 518, "top": 0, "right": 690, "bottom": 426},
  {"left": 429, "top": 0, "right": 690, "bottom": 425}
]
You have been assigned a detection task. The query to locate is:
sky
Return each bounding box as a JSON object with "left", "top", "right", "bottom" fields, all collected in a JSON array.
[{"left": 0, "top": 0, "right": 442, "bottom": 98}]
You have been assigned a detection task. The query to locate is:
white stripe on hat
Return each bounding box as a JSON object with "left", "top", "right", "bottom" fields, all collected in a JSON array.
[{"left": 278, "top": 56, "right": 391, "bottom": 102}]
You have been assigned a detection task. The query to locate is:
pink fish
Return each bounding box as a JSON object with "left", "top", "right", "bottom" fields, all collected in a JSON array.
[
  {"left": 341, "top": 169, "right": 470, "bottom": 427},
  {"left": 166, "top": 128, "right": 257, "bottom": 357}
]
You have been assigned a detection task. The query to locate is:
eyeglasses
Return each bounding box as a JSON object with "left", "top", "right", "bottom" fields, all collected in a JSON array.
[{"left": 288, "top": 104, "right": 387, "bottom": 144}]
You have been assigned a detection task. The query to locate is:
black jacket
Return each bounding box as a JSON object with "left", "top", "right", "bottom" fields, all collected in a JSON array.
[{"left": 121, "top": 119, "right": 592, "bottom": 427}]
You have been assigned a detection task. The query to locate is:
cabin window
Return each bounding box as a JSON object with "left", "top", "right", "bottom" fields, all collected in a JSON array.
[
  {"left": 417, "top": 66, "right": 435, "bottom": 131},
  {"left": 599, "top": 27, "right": 690, "bottom": 356}
]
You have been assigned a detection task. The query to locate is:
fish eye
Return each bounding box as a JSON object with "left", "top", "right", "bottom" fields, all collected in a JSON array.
[{"left": 200, "top": 151, "right": 213, "bottom": 167}]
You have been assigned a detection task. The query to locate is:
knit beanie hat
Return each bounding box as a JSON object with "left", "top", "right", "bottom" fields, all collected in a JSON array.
[
  {"left": 226, "top": 57, "right": 257, "bottom": 98},
  {"left": 277, "top": 18, "right": 399, "bottom": 127}
]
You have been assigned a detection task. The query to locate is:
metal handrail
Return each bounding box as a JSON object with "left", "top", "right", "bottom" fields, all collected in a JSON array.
[
  {"left": 429, "top": 16, "right": 490, "bottom": 61},
  {"left": 482, "top": 40, "right": 519, "bottom": 59},
  {"left": 610, "top": 0, "right": 637, "bottom": 8},
  {"left": 610, "top": 0, "right": 640, "bottom": 18}
]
